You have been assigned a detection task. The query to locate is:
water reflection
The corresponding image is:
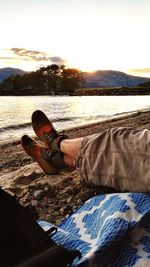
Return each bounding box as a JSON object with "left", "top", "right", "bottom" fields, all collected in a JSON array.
[{"left": 0, "top": 95, "right": 150, "bottom": 143}]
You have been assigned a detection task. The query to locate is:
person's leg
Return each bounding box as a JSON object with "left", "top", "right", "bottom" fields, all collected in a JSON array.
[
  {"left": 75, "top": 127, "right": 150, "bottom": 192},
  {"left": 31, "top": 110, "right": 84, "bottom": 167},
  {"left": 24, "top": 111, "right": 150, "bottom": 192},
  {"left": 60, "top": 138, "right": 84, "bottom": 166}
]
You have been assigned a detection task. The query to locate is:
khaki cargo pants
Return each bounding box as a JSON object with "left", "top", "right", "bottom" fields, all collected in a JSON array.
[{"left": 76, "top": 128, "right": 150, "bottom": 192}]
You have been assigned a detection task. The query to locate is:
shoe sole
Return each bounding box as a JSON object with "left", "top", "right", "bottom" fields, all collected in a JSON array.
[
  {"left": 21, "top": 136, "right": 58, "bottom": 175},
  {"left": 32, "top": 110, "right": 56, "bottom": 147}
]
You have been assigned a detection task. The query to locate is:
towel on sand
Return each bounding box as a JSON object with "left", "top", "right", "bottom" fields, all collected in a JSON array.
[{"left": 39, "top": 192, "right": 150, "bottom": 266}]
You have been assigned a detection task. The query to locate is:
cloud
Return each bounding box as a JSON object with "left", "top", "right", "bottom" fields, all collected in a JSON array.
[
  {"left": 10, "top": 48, "right": 47, "bottom": 61},
  {"left": 0, "top": 56, "right": 30, "bottom": 61},
  {"left": 4, "top": 48, "right": 66, "bottom": 65},
  {"left": 130, "top": 68, "right": 150, "bottom": 73},
  {"left": 49, "top": 56, "right": 66, "bottom": 64}
]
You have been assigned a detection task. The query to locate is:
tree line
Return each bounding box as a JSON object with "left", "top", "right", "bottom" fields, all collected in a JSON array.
[{"left": 0, "top": 65, "right": 85, "bottom": 95}]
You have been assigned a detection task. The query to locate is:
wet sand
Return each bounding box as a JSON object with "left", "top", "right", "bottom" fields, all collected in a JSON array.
[{"left": 0, "top": 110, "right": 150, "bottom": 225}]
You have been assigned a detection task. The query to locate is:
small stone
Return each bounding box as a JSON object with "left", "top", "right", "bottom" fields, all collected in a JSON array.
[
  {"left": 61, "top": 199, "right": 66, "bottom": 204},
  {"left": 66, "top": 197, "right": 72, "bottom": 203},
  {"left": 66, "top": 187, "right": 73, "bottom": 194},
  {"left": 44, "top": 186, "right": 49, "bottom": 192},
  {"left": 31, "top": 200, "right": 38, "bottom": 206},
  {"left": 60, "top": 208, "right": 65, "bottom": 215},
  {"left": 33, "top": 190, "right": 46, "bottom": 200},
  {"left": 77, "top": 199, "right": 82, "bottom": 204}
]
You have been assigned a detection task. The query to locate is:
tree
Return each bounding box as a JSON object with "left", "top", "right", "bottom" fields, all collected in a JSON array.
[
  {"left": 60, "top": 68, "right": 85, "bottom": 94},
  {"left": 0, "top": 64, "right": 86, "bottom": 95},
  {"left": 46, "top": 64, "right": 60, "bottom": 93},
  {"left": 37, "top": 64, "right": 61, "bottom": 94},
  {"left": 0, "top": 75, "right": 15, "bottom": 95}
]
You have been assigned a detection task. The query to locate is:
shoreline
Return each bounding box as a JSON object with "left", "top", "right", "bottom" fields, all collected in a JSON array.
[
  {"left": 1, "top": 107, "right": 150, "bottom": 147},
  {"left": 0, "top": 109, "right": 150, "bottom": 224}
]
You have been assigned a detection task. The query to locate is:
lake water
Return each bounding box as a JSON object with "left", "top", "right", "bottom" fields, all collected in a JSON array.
[{"left": 0, "top": 95, "right": 150, "bottom": 144}]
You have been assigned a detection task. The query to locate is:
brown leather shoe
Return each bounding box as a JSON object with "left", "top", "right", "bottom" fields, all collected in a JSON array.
[
  {"left": 21, "top": 135, "right": 58, "bottom": 174},
  {"left": 32, "top": 110, "right": 68, "bottom": 152}
]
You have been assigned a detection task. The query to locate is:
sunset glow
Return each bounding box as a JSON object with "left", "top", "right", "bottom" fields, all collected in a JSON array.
[{"left": 1, "top": 0, "right": 150, "bottom": 77}]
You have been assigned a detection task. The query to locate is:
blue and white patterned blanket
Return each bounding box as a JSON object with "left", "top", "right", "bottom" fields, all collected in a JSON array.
[{"left": 39, "top": 193, "right": 150, "bottom": 266}]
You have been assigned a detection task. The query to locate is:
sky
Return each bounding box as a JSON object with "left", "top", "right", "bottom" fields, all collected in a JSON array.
[{"left": 0, "top": 0, "right": 150, "bottom": 77}]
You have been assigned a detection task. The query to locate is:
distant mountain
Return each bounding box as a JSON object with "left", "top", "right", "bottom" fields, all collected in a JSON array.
[
  {"left": 0, "top": 67, "right": 150, "bottom": 88},
  {"left": 84, "top": 70, "right": 150, "bottom": 88},
  {"left": 139, "top": 80, "right": 150, "bottom": 87},
  {"left": 0, "top": 68, "right": 25, "bottom": 82}
]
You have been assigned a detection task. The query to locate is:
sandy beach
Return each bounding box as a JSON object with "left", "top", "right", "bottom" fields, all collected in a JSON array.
[{"left": 0, "top": 110, "right": 150, "bottom": 225}]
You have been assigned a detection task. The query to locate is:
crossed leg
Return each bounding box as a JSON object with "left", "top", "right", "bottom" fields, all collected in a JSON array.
[
  {"left": 21, "top": 110, "right": 84, "bottom": 172},
  {"left": 21, "top": 110, "right": 150, "bottom": 192},
  {"left": 60, "top": 138, "right": 83, "bottom": 167}
]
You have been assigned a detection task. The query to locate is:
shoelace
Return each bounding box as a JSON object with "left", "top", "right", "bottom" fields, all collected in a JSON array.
[{"left": 44, "top": 132, "right": 60, "bottom": 151}]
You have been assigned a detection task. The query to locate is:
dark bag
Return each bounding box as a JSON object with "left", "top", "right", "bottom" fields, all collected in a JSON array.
[{"left": 0, "top": 188, "right": 81, "bottom": 267}]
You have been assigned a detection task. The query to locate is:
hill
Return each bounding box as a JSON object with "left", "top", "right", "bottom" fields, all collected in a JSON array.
[
  {"left": 0, "top": 68, "right": 25, "bottom": 82},
  {"left": 0, "top": 67, "right": 150, "bottom": 88},
  {"left": 84, "top": 70, "right": 150, "bottom": 88},
  {"left": 138, "top": 80, "right": 150, "bottom": 87}
]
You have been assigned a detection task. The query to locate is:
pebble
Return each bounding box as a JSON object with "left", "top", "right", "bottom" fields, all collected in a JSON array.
[
  {"left": 60, "top": 208, "right": 65, "bottom": 215},
  {"left": 44, "top": 186, "right": 49, "bottom": 192},
  {"left": 77, "top": 199, "right": 82, "bottom": 204},
  {"left": 31, "top": 200, "right": 39, "bottom": 206},
  {"left": 66, "top": 197, "right": 72, "bottom": 203},
  {"left": 33, "top": 190, "right": 46, "bottom": 200}
]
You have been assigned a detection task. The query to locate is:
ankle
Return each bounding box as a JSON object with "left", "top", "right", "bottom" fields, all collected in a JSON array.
[
  {"left": 59, "top": 138, "right": 67, "bottom": 153},
  {"left": 63, "top": 154, "right": 75, "bottom": 167},
  {"left": 56, "top": 134, "right": 69, "bottom": 152}
]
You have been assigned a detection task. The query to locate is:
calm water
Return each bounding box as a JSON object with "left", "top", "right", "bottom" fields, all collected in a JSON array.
[{"left": 0, "top": 95, "right": 150, "bottom": 144}]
